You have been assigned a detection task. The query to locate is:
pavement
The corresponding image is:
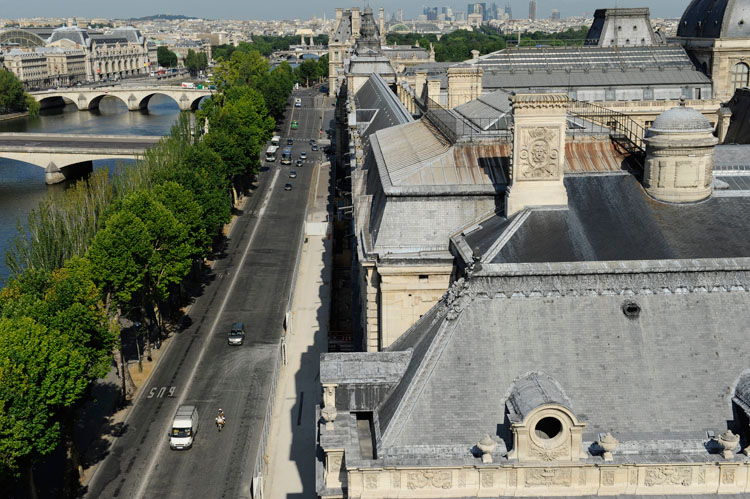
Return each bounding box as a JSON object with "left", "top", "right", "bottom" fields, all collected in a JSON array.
[
  {"left": 79, "top": 87, "right": 334, "bottom": 499},
  {"left": 265, "top": 150, "right": 332, "bottom": 498}
]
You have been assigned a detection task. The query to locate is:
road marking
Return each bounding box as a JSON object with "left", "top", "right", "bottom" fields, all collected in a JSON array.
[{"left": 134, "top": 167, "right": 282, "bottom": 499}]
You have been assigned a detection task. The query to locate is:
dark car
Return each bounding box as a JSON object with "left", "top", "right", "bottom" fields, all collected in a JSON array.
[
  {"left": 309, "top": 139, "right": 316, "bottom": 146},
  {"left": 228, "top": 322, "right": 245, "bottom": 346},
  {"left": 287, "top": 138, "right": 293, "bottom": 145},
  {"left": 296, "top": 159, "right": 303, "bottom": 167},
  {"left": 284, "top": 183, "right": 293, "bottom": 191},
  {"left": 311, "top": 144, "right": 318, "bottom": 151}
]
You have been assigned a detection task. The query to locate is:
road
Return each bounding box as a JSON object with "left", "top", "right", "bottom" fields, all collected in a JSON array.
[
  {"left": 0, "top": 133, "right": 160, "bottom": 151},
  {"left": 84, "top": 87, "right": 333, "bottom": 499}
]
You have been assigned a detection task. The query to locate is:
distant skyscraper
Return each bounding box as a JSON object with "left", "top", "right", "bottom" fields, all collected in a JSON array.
[
  {"left": 529, "top": 0, "right": 537, "bottom": 21},
  {"left": 550, "top": 8, "right": 561, "bottom": 21},
  {"left": 504, "top": 2, "right": 513, "bottom": 19}
]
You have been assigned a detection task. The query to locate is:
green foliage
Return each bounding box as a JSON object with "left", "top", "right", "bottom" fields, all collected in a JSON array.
[
  {"left": 0, "top": 71, "right": 37, "bottom": 115},
  {"left": 386, "top": 26, "right": 589, "bottom": 62},
  {"left": 5, "top": 169, "right": 114, "bottom": 276},
  {"left": 156, "top": 46, "right": 178, "bottom": 67},
  {"left": 0, "top": 258, "right": 112, "bottom": 478},
  {"left": 0, "top": 316, "right": 83, "bottom": 478},
  {"left": 185, "top": 49, "right": 209, "bottom": 75},
  {"left": 87, "top": 211, "right": 152, "bottom": 307}
]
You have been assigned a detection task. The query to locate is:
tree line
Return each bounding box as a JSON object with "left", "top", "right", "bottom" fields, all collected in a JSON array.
[
  {"left": 212, "top": 34, "right": 329, "bottom": 60},
  {"left": 0, "top": 71, "right": 40, "bottom": 116},
  {"left": 0, "top": 46, "right": 292, "bottom": 495},
  {"left": 386, "top": 25, "right": 588, "bottom": 62}
]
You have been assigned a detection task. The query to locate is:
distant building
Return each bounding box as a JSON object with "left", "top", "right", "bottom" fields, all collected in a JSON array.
[
  {"left": 550, "top": 9, "right": 561, "bottom": 21},
  {"left": 676, "top": 0, "right": 750, "bottom": 101},
  {"left": 504, "top": 2, "right": 512, "bottom": 20},
  {"left": 529, "top": 0, "right": 537, "bottom": 21}
]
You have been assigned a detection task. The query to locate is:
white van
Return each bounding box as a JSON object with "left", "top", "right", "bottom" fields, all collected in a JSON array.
[
  {"left": 294, "top": 98, "right": 302, "bottom": 107},
  {"left": 169, "top": 405, "right": 199, "bottom": 450}
]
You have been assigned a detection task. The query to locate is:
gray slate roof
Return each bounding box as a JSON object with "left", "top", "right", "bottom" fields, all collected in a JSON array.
[
  {"left": 488, "top": 175, "right": 750, "bottom": 264},
  {"left": 377, "top": 260, "right": 750, "bottom": 457}
]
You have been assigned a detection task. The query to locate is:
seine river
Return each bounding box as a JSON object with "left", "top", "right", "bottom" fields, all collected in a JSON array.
[{"left": 0, "top": 95, "right": 181, "bottom": 284}]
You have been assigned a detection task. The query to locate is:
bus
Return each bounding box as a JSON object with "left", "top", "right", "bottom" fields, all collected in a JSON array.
[
  {"left": 271, "top": 135, "right": 281, "bottom": 146},
  {"left": 265, "top": 145, "right": 278, "bottom": 162},
  {"left": 281, "top": 147, "right": 292, "bottom": 165}
]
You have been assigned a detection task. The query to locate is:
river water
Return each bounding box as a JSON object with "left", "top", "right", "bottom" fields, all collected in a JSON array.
[{"left": 0, "top": 95, "right": 181, "bottom": 284}]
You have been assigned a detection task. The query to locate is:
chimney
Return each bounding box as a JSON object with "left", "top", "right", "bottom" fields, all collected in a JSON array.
[
  {"left": 506, "top": 93, "right": 570, "bottom": 216},
  {"left": 335, "top": 8, "right": 343, "bottom": 22},
  {"left": 379, "top": 8, "right": 385, "bottom": 45}
]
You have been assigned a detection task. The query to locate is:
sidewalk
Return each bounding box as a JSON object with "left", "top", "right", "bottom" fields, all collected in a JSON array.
[{"left": 265, "top": 162, "right": 331, "bottom": 498}]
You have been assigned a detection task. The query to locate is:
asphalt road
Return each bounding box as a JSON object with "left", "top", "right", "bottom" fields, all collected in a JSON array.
[{"left": 83, "top": 87, "right": 332, "bottom": 499}]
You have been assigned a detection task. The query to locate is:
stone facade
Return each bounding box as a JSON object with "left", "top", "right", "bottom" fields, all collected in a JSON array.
[
  {"left": 2, "top": 49, "right": 49, "bottom": 88},
  {"left": 446, "top": 66, "right": 483, "bottom": 108},
  {"left": 506, "top": 93, "right": 569, "bottom": 216}
]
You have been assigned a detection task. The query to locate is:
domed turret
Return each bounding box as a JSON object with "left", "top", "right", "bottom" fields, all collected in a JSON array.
[
  {"left": 643, "top": 99, "right": 718, "bottom": 203},
  {"left": 678, "top": 0, "right": 750, "bottom": 39}
]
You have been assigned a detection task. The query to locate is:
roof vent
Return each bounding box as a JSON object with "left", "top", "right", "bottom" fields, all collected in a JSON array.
[{"left": 622, "top": 300, "right": 641, "bottom": 319}]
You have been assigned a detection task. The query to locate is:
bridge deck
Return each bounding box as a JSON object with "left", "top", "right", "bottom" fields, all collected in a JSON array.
[{"left": 0, "top": 133, "right": 161, "bottom": 152}]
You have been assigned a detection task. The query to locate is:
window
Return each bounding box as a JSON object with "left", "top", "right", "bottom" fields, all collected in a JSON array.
[{"left": 732, "top": 62, "right": 749, "bottom": 92}]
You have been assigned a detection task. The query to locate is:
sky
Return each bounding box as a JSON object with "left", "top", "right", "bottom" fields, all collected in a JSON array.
[{"left": 2, "top": 0, "right": 693, "bottom": 22}]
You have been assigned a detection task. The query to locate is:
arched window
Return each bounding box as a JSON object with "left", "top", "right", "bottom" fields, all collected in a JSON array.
[{"left": 732, "top": 63, "right": 749, "bottom": 92}]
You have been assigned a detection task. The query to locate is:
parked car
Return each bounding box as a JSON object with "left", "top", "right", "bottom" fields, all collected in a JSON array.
[
  {"left": 284, "top": 183, "right": 293, "bottom": 191},
  {"left": 289, "top": 170, "right": 297, "bottom": 178},
  {"left": 228, "top": 322, "right": 245, "bottom": 346}
]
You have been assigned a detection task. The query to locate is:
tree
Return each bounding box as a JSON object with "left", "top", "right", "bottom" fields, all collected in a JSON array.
[
  {"left": 0, "top": 71, "right": 38, "bottom": 116},
  {"left": 0, "top": 259, "right": 113, "bottom": 490},
  {"left": 156, "top": 46, "right": 178, "bottom": 68},
  {"left": 0, "top": 316, "right": 88, "bottom": 484}
]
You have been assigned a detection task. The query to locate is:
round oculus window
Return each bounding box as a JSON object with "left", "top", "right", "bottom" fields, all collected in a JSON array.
[{"left": 534, "top": 416, "right": 563, "bottom": 440}]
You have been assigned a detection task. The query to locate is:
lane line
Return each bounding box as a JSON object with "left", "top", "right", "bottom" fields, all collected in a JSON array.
[{"left": 133, "top": 167, "right": 282, "bottom": 499}]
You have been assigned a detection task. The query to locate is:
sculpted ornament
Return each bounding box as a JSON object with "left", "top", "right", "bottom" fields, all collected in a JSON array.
[
  {"left": 530, "top": 440, "right": 570, "bottom": 461},
  {"left": 406, "top": 471, "right": 452, "bottom": 490},
  {"left": 644, "top": 467, "right": 692, "bottom": 487},
  {"left": 517, "top": 127, "right": 560, "bottom": 180},
  {"left": 364, "top": 474, "right": 378, "bottom": 489},
  {"left": 722, "top": 468, "right": 735, "bottom": 484},
  {"left": 525, "top": 468, "right": 572, "bottom": 487},
  {"left": 602, "top": 470, "right": 615, "bottom": 486}
]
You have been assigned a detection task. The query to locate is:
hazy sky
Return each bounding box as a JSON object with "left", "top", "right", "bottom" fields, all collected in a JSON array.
[{"left": 3, "top": 0, "right": 693, "bottom": 22}]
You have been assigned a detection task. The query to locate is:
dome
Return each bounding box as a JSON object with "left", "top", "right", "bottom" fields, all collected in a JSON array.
[
  {"left": 648, "top": 104, "right": 713, "bottom": 133},
  {"left": 677, "top": 0, "right": 750, "bottom": 39}
]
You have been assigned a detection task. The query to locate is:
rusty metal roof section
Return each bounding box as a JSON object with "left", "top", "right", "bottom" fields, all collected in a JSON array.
[{"left": 564, "top": 140, "right": 632, "bottom": 174}]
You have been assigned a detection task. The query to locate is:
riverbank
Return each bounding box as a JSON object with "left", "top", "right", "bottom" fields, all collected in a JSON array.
[{"left": 0, "top": 112, "right": 29, "bottom": 122}]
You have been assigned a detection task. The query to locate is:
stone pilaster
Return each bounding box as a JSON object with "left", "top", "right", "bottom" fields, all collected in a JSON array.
[
  {"left": 506, "top": 93, "right": 569, "bottom": 216},
  {"left": 447, "top": 66, "right": 482, "bottom": 108}
]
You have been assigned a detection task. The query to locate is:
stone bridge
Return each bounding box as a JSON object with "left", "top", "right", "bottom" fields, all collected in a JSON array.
[
  {"left": 0, "top": 133, "right": 161, "bottom": 184},
  {"left": 29, "top": 86, "right": 213, "bottom": 112}
]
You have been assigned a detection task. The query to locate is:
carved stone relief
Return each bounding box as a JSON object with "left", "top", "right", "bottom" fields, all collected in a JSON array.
[
  {"left": 480, "top": 471, "right": 494, "bottom": 487},
  {"left": 579, "top": 470, "right": 587, "bottom": 486},
  {"left": 509, "top": 469, "right": 518, "bottom": 487},
  {"left": 629, "top": 469, "right": 638, "bottom": 486},
  {"left": 517, "top": 127, "right": 561, "bottom": 180},
  {"left": 364, "top": 474, "right": 378, "bottom": 489},
  {"left": 722, "top": 468, "right": 735, "bottom": 484},
  {"left": 457, "top": 470, "right": 466, "bottom": 488},
  {"left": 525, "top": 468, "right": 572, "bottom": 487},
  {"left": 530, "top": 440, "right": 570, "bottom": 461},
  {"left": 602, "top": 470, "right": 615, "bottom": 486},
  {"left": 391, "top": 471, "right": 401, "bottom": 489},
  {"left": 406, "top": 471, "right": 452, "bottom": 490},
  {"left": 696, "top": 468, "right": 705, "bottom": 485},
  {"left": 644, "top": 467, "right": 692, "bottom": 487}
]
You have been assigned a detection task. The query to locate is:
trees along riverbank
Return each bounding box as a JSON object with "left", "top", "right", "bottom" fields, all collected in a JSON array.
[
  {"left": 0, "top": 47, "right": 292, "bottom": 496},
  {"left": 0, "top": 71, "right": 40, "bottom": 117}
]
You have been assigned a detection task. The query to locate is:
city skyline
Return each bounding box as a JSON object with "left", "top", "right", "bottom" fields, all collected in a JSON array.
[{"left": 1, "top": 0, "right": 694, "bottom": 22}]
